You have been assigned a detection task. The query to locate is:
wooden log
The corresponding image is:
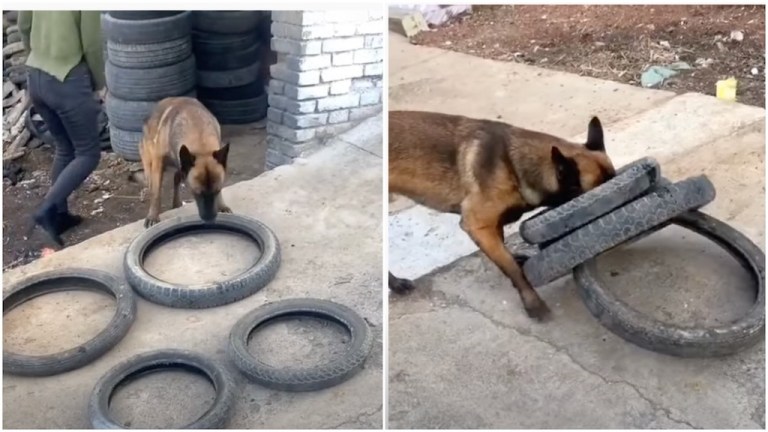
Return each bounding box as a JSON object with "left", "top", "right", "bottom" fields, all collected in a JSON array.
[
  {"left": 3, "top": 91, "right": 28, "bottom": 128},
  {"left": 3, "top": 86, "right": 23, "bottom": 108},
  {"left": 3, "top": 41, "right": 24, "bottom": 58},
  {"left": 3, "top": 128, "right": 30, "bottom": 161}
]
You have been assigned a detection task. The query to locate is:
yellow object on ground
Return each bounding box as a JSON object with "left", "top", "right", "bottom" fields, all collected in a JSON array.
[{"left": 715, "top": 77, "right": 738, "bottom": 102}]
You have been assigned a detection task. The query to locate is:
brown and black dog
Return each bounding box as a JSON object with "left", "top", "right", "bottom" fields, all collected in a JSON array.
[
  {"left": 139, "top": 96, "right": 231, "bottom": 227},
  {"left": 388, "top": 110, "right": 616, "bottom": 320}
]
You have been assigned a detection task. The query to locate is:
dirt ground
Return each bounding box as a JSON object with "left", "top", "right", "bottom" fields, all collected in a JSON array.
[
  {"left": 2, "top": 124, "right": 267, "bottom": 271},
  {"left": 414, "top": 5, "right": 765, "bottom": 107}
]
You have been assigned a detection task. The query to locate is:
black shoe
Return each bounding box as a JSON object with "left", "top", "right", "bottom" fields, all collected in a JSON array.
[
  {"left": 56, "top": 212, "right": 83, "bottom": 234},
  {"left": 32, "top": 207, "right": 64, "bottom": 247}
]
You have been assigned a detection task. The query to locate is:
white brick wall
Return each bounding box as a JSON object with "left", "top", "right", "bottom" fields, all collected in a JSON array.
[{"left": 267, "top": 9, "right": 384, "bottom": 169}]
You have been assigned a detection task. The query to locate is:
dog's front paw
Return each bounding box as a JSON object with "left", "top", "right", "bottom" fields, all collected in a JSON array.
[
  {"left": 218, "top": 205, "right": 233, "bottom": 214},
  {"left": 144, "top": 216, "right": 160, "bottom": 228}
]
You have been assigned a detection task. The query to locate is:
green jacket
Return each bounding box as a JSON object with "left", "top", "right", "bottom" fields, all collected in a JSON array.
[{"left": 18, "top": 11, "right": 106, "bottom": 90}]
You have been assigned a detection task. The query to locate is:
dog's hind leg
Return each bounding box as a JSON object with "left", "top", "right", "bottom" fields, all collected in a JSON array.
[
  {"left": 389, "top": 271, "right": 416, "bottom": 294},
  {"left": 460, "top": 204, "right": 551, "bottom": 320}
]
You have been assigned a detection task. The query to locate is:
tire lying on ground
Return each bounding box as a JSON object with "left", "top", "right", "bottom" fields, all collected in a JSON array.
[
  {"left": 520, "top": 157, "right": 662, "bottom": 245},
  {"left": 191, "top": 11, "right": 262, "bottom": 34},
  {"left": 106, "top": 55, "right": 196, "bottom": 101},
  {"left": 107, "top": 37, "right": 192, "bottom": 69},
  {"left": 228, "top": 298, "right": 374, "bottom": 392},
  {"left": 574, "top": 210, "right": 765, "bottom": 357},
  {"left": 103, "top": 11, "right": 191, "bottom": 45},
  {"left": 124, "top": 213, "right": 281, "bottom": 308},
  {"left": 109, "top": 126, "right": 142, "bottom": 162},
  {"left": 89, "top": 349, "right": 235, "bottom": 429},
  {"left": 523, "top": 175, "right": 717, "bottom": 287},
  {"left": 3, "top": 268, "right": 137, "bottom": 377},
  {"left": 195, "top": 61, "right": 260, "bottom": 89},
  {"left": 106, "top": 90, "right": 196, "bottom": 132}
]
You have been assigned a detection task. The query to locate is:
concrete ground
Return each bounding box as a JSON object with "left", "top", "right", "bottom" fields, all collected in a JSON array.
[
  {"left": 388, "top": 32, "right": 765, "bottom": 429},
  {"left": 3, "top": 115, "right": 383, "bottom": 429}
]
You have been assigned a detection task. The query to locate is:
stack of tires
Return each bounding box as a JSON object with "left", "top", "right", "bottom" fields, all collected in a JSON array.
[
  {"left": 191, "top": 11, "right": 268, "bottom": 125},
  {"left": 102, "top": 11, "right": 196, "bottom": 161}
]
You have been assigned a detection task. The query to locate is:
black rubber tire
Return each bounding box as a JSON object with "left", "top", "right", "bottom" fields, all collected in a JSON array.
[
  {"left": 200, "top": 93, "right": 268, "bottom": 125},
  {"left": 109, "top": 126, "right": 142, "bottom": 162},
  {"left": 521, "top": 157, "right": 662, "bottom": 244},
  {"left": 106, "top": 90, "right": 196, "bottom": 132},
  {"left": 3, "top": 268, "right": 137, "bottom": 377},
  {"left": 124, "top": 213, "right": 281, "bottom": 309},
  {"left": 574, "top": 211, "right": 765, "bottom": 357},
  {"left": 107, "top": 37, "right": 192, "bottom": 69},
  {"left": 5, "top": 11, "right": 19, "bottom": 22},
  {"left": 107, "top": 11, "right": 184, "bottom": 20},
  {"left": 228, "top": 298, "right": 374, "bottom": 392},
  {"left": 106, "top": 56, "right": 196, "bottom": 101},
  {"left": 523, "top": 175, "right": 717, "bottom": 287},
  {"left": 195, "top": 43, "right": 260, "bottom": 71},
  {"left": 196, "top": 81, "right": 263, "bottom": 100},
  {"left": 192, "top": 11, "right": 262, "bottom": 34},
  {"left": 89, "top": 349, "right": 235, "bottom": 429},
  {"left": 192, "top": 31, "right": 259, "bottom": 56},
  {"left": 103, "top": 12, "right": 191, "bottom": 45},
  {"left": 195, "top": 61, "right": 260, "bottom": 88}
]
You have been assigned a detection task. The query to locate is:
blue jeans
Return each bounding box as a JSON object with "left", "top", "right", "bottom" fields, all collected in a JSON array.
[{"left": 27, "top": 62, "right": 101, "bottom": 216}]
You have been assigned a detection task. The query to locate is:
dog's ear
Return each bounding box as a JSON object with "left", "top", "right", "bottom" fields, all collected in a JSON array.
[
  {"left": 179, "top": 145, "right": 195, "bottom": 175},
  {"left": 551, "top": 146, "right": 580, "bottom": 183},
  {"left": 213, "top": 142, "right": 230, "bottom": 169},
  {"left": 585, "top": 116, "right": 605, "bottom": 152}
]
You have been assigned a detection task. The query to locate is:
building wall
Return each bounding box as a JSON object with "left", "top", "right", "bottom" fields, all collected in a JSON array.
[{"left": 267, "top": 9, "right": 384, "bottom": 168}]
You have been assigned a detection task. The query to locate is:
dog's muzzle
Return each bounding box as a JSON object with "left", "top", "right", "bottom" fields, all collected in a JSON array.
[{"left": 195, "top": 193, "right": 218, "bottom": 222}]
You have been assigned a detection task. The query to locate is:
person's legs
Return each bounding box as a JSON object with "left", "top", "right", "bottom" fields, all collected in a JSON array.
[
  {"left": 32, "top": 63, "right": 101, "bottom": 245},
  {"left": 31, "top": 102, "right": 76, "bottom": 214}
]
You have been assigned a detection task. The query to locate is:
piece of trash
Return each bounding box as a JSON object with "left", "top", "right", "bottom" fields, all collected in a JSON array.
[
  {"left": 715, "top": 77, "right": 738, "bottom": 102},
  {"left": 751, "top": 67, "right": 759, "bottom": 75},
  {"left": 640, "top": 63, "right": 691, "bottom": 88},
  {"left": 659, "top": 40, "right": 671, "bottom": 49},
  {"left": 444, "top": 40, "right": 452, "bottom": 46},
  {"left": 729, "top": 30, "right": 744, "bottom": 42},
  {"left": 695, "top": 57, "right": 715, "bottom": 68},
  {"left": 41, "top": 248, "right": 55, "bottom": 258},
  {"left": 716, "top": 41, "right": 726, "bottom": 52}
]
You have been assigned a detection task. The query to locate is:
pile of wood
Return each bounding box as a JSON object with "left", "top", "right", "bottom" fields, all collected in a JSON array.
[{"left": 3, "top": 11, "right": 35, "bottom": 161}]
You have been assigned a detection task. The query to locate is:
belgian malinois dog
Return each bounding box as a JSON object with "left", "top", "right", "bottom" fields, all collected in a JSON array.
[
  {"left": 139, "top": 97, "right": 231, "bottom": 227},
  {"left": 388, "top": 111, "right": 616, "bottom": 320}
]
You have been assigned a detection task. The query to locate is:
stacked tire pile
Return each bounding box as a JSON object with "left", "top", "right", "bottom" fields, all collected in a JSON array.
[
  {"left": 191, "top": 11, "right": 268, "bottom": 125},
  {"left": 102, "top": 11, "right": 196, "bottom": 161}
]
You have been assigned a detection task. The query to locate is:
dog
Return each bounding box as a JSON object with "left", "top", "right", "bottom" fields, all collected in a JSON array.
[
  {"left": 139, "top": 96, "right": 231, "bottom": 227},
  {"left": 388, "top": 111, "right": 616, "bottom": 320}
]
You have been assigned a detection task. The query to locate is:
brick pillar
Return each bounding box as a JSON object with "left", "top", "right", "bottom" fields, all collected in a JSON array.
[{"left": 267, "top": 9, "right": 383, "bottom": 169}]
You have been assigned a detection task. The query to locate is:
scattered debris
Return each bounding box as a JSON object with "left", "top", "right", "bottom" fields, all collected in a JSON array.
[
  {"left": 640, "top": 62, "right": 692, "bottom": 88},
  {"left": 730, "top": 30, "right": 745, "bottom": 42},
  {"left": 751, "top": 67, "right": 759, "bottom": 75},
  {"left": 715, "top": 77, "right": 738, "bottom": 102}
]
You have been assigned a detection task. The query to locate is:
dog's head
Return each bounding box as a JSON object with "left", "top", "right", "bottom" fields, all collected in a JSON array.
[
  {"left": 179, "top": 142, "right": 230, "bottom": 222},
  {"left": 548, "top": 117, "right": 616, "bottom": 205}
]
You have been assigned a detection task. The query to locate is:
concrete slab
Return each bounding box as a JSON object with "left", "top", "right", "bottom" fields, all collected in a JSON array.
[
  {"left": 388, "top": 96, "right": 765, "bottom": 429},
  {"left": 3, "top": 116, "right": 384, "bottom": 429}
]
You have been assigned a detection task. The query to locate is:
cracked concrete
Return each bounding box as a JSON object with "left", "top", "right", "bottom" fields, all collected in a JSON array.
[
  {"left": 387, "top": 32, "right": 764, "bottom": 429},
  {"left": 3, "top": 115, "right": 383, "bottom": 429}
]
